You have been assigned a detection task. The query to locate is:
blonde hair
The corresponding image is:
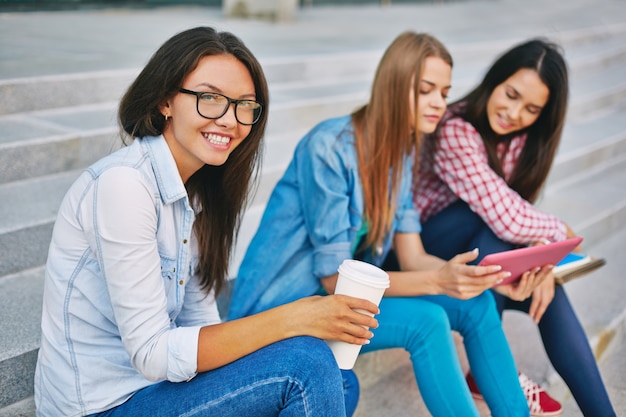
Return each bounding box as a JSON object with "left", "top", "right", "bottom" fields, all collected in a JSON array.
[{"left": 352, "top": 32, "right": 452, "bottom": 251}]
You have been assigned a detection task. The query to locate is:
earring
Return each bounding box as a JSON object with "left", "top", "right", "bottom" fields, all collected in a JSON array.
[{"left": 164, "top": 114, "right": 170, "bottom": 121}]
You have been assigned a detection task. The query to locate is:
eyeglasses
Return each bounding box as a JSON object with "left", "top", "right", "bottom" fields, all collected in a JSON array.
[{"left": 178, "top": 88, "right": 263, "bottom": 126}]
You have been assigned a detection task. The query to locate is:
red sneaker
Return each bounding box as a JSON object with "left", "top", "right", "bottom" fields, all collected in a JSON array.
[{"left": 466, "top": 372, "right": 563, "bottom": 417}]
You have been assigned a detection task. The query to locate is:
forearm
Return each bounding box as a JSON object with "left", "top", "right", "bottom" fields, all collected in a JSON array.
[
  {"left": 384, "top": 269, "right": 441, "bottom": 296},
  {"left": 385, "top": 233, "right": 445, "bottom": 296},
  {"left": 197, "top": 294, "right": 379, "bottom": 371},
  {"left": 197, "top": 303, "right": 299, "bottom": 372},
  {"left": 322, "top": 265, "right": 442, "bottom": 297}
]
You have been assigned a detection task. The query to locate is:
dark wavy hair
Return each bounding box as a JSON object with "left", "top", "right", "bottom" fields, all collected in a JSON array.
[
  {"left": 118, "top": 26, "right": 269, "bottom": 295},
  {"left": 449, "top": 38, "right": 568, "bottom": 202}
]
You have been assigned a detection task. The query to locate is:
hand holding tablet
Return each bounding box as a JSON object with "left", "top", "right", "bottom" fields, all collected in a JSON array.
[{"left": 478, "top": 237, "right": 584, "bottom": 286}]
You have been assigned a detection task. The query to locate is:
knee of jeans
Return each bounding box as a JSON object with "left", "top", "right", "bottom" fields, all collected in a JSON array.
[
  {"left": 458, "top": 291, "right": 499, "bottom": 328},
  {"left": 278, "top": 337, "right": 342, "bottom": 381},
  {"left": 406, "top": 301, "right": 452, "bottom": 341}
]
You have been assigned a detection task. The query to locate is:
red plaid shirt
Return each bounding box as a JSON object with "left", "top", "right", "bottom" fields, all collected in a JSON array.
[{"left": 414, "top": 115, "right": 567, "bottom": 245}]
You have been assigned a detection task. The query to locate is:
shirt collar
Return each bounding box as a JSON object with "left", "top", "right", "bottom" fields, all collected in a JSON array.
[{"left": 141, "top": 135, "right": 188, "bottom": 205}]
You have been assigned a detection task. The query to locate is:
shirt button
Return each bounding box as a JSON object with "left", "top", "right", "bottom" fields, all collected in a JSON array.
[
  {"left": 179, "top": 280, "right": 184, "bottom": 285},
  {"left": 183, "top": 239, "right": 188, "bottom": 244}
]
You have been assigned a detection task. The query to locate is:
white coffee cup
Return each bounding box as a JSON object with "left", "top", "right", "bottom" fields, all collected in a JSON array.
[{"left": 326, "top": 259, "right": 390, "bottom": 369}]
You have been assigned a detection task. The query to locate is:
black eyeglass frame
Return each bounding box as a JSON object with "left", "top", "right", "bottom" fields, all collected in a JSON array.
[{"left": 178, "top": 88, "right": 263, "bottom": 126}]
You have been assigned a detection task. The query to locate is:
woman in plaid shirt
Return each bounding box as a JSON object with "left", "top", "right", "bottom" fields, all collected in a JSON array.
[{"left": 414, "top": 39, "right": 615, "bottom": 417}]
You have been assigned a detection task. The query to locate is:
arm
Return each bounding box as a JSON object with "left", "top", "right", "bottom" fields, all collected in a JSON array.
[
  {"left": 393, "top": 233, "right": 552, "bottom": 303},
  {"left": 434, "top": 119, "right": 567, "bottom": 244},
  {"left": 197, "top": 294, "right": 378, "bottom": 371},
  {"left": 322, "top": 232, "right": 509, "bottom": 300},
  {"left": 389, "top": 232, "right": 508, "bottom": 299},
  {"left": 90, "top": 168, "right": 186, "bottom": 381},
  {"left": 93, "top": 168, "right": 379, "bottom": 376}
]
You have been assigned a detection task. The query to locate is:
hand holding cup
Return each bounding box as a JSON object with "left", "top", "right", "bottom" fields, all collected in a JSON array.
[{"left": 326, "top": 259, "right": 389, "bottom": 369}]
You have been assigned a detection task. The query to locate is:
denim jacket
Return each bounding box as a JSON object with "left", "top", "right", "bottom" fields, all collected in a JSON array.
[
  {"left": 228, "top": 115, "right": 421, "bottom": 320},
  {"left": 35, "top": 135, "right": 221, "bottom": 416}
]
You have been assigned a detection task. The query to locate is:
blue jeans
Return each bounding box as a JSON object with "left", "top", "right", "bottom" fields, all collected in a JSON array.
[
  {"left": 361, "top": 294, "right": 529, "bottom": 417},
  {"left": 420, "top": 200, "right": 616, "bottom": 417},
  {"left": 90, "top": 336, "right": 354, "bottom": 417}
]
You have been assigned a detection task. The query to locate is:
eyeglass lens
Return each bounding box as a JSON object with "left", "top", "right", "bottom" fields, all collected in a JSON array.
[{"left": 197, "top": 92, "right": 262, "bottom": 125}]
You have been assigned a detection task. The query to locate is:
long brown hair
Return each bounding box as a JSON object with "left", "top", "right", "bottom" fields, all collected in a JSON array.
[
  {"left": 352, "top": 32, "right": 452, "bottom": 251},
  {"left": 118, "top": 27, "right": 268, "bottom": 295},
  {"left": 449, "top": 38, "right": 568, "bottom": 202}
]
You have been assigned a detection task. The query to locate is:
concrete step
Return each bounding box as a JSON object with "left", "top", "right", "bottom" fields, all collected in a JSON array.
[
  {"left": 2, "top": 27, "right": 625, "bottom": 187},
  {"left": 1, "top": 18, "right": 625, "bottom": 117},
  {"left": 0, "top": 268, "right": 43, "bottom": 411},
  {"left": 540, "top": 154, "right": 626, "bottom": 248}
]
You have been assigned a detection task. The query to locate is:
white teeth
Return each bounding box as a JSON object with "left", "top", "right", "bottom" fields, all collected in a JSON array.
[{"left": 203, "top": 133, "right": 230, "bottom": 145}]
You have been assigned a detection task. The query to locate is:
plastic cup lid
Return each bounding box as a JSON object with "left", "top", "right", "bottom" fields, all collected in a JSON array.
[{"left": 338, "top": 259, "right": 390, "bottom": 288}]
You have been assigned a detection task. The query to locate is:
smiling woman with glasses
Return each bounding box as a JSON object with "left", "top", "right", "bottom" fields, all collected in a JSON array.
[
  {"left": 178, "top": 88, "right": 263, "bottom": 125},
  {"left": 34, "top": 26, "right": 369, "bottom": 417}
]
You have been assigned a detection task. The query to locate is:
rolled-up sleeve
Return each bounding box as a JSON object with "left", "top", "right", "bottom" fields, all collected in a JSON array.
[
  {"left": 396, "top": 207, "right": 421, "bottom": 234},
  {"left": 167, "top": 326, "right": 201, "bottom": 382},
  {"left": 396, "top": 159, "right": 422, "bottom": 234},
  {"left": 295, "top": 134, "right": 355, "bottom": 279}
]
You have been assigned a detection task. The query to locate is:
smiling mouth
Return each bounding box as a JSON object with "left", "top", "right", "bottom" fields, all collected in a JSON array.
[
  {"left": 203, "top": 132, "right": 230, "bottom": 146},
  {"left": 497, "top": 115, "right": 514, "bottom": 129}
]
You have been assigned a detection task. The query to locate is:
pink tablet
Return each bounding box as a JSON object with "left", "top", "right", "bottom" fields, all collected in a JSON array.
[{"left": 478, "top": 237, "right": 583, "bottom": 286}]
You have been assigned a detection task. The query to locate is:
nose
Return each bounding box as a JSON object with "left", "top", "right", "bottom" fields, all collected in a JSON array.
[
  {"left": 508, "top": 102, "right": 523, "bottom": 120},
  {"left": 429, "top": 92, "right": 446, "bottom": 109},
  {"left": 216, "top": 103, "right": 238, "bottom": 127}
]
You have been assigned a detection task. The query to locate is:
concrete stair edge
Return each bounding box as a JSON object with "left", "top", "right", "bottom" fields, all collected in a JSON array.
[{"left": 2, "top": 21, "right": 626, "bottom": 117}]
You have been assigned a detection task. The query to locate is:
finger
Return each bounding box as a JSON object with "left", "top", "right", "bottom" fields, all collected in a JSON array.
[
  {"left": 526, "top": 267, "right": 542, "bottom": 287},
  {"left": 450, "top": 248, "right": 480, "bottom": 265},
  {"left": 533, "top": 301, "right": 549, "bottom": 324},
  {"left": 528, "top": 292, "right": 540, "bottom": 322},
  {"left": 338, "top": 295, "right": 380, "bottom": 315},
  {"left": 538, "top": 265, "right": 554, "bottom": 280},
  {"left": 466, "top": 263, "right": 506, "bottom": 278},
  {"left": 529, "top": 294, "right": 550, "bottom": 324},
  {"left": 503, "top": 272, "right": 530, "bottom": 301},
  {"left": 460, "top": 263, "right": 507, "bottom": 280},
  {"left": 331, "top": 316, "right": 376, "bottom": 345},
  {"left": 348, "top": 309, "right": 379, "bottom": 329},
  {"left": 327, "top": 295, "right": 379, "bottom": 328}
]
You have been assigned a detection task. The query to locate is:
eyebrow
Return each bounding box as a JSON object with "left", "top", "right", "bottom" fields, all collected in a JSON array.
[
  {"left": 420, "top": 79, "right": 452, "bottom": 89},
  {"left": 194, "top": 82, "right": 257, "bottom": 99}
]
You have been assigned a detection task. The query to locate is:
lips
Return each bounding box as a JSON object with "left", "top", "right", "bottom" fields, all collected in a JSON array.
[{"left": 496, "top": 114, "right": 515, "bottom": 130}]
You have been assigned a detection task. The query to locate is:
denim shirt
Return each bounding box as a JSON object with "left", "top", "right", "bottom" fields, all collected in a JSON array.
[
  {"left": 35, "top": 135, "right": 221, "bottom": 417},
  {"left": 228, "top": 115, "right": 421, "bottom": 320}
]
